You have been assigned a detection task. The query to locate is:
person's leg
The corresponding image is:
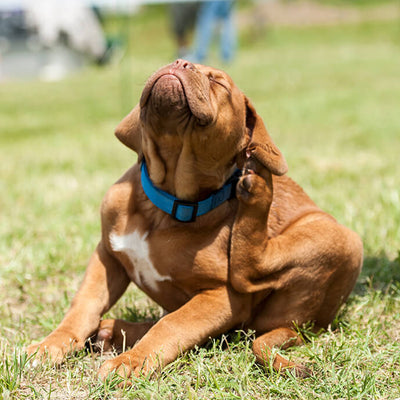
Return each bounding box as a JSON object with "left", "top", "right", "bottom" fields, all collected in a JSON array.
[
  {"left": 218, "top": 1, "right": 236, "bottom": 62},
  {"left": 191, "top": 2, "right": 218, "bottom": 63},
  {"left": 170, "top": 3, "right": 199, "bottom": 58}
]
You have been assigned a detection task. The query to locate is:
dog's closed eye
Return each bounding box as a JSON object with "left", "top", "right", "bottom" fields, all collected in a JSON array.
[{"left": 208, "top": 75, "right": 231, "bottom": 96}]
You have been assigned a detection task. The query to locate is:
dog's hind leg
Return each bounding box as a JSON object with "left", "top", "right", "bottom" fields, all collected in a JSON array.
[
  {"left": 95, "top": 319, "right": 155, "bottom": 351},
  {"left": 252, "top": 327, "right": 311, "bottom": 377},
  {"left": 230, "top": 159, "right": 362, "bottom": 298}
]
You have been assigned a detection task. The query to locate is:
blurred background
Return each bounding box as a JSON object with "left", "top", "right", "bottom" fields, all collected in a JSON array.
[{"left": 0, "top": 0, "right": 398, "bottom": 111}]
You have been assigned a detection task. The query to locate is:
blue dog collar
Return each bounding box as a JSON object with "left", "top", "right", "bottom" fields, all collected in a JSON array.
[{"left": 141, "top": 160, "right": 241, "bottom": 222}]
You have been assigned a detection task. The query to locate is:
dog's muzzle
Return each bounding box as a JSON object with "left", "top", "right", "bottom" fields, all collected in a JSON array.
[
  {"left": 148, "top": 74, "right": 189, "bottom": 117},
  {"left": 140, "top": 60, "right": 216, "bottom": 126}
]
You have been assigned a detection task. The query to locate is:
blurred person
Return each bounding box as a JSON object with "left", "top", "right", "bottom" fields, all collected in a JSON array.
[
  {"left": 170, "top": 2, "right": 199, "bottom": 59},
  {"left": 189, "top": 0, "right": 236, "bottom": 63}
]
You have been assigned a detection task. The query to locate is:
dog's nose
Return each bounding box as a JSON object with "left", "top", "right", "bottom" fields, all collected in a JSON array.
[{"left": 173, "top": 59, "right": 195, "bottom": 71}]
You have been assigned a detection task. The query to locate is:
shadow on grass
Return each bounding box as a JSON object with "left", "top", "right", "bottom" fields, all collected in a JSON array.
[{"left": 354, "top": 252, "right": 400, "bottom": 295}]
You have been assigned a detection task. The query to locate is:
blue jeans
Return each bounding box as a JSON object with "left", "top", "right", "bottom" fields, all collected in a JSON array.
[{"left": 190, "top": 1, "right": 236, "bottom": 63}]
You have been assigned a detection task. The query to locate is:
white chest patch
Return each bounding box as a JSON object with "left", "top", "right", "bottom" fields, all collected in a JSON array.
[{"left": 109, "top": 231, "right": 171, "bottom": 292}]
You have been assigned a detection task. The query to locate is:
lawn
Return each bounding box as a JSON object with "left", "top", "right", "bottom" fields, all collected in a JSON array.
[{"left": 1, "top": 3, "right": 400, "bottom": 399}]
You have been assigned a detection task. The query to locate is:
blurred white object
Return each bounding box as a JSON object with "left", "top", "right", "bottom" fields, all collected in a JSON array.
[{"left": 25, "top": 1, "right": 106, "bottom": 60}]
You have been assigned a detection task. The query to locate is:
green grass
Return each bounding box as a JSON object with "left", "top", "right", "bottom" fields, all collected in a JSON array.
[
  {"left": 314, "top": 0, "right": 394, "bottom": 6},
  {"left": 1, "top": 4, "right": 400, "bottom": 399}
]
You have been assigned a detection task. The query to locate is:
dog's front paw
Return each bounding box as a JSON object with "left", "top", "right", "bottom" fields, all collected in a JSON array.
[
  {"left": 26, "top": 330, "right": 83, "bottom": 365},
  {"left": 98, "top": 352, "right": 151, "bottom": 385}
]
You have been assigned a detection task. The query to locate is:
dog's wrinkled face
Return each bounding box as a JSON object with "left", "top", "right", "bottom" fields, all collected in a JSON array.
[
  {"left": 140, "top": 60, "right": 216, "bottom": 128},
  {"left": 115, "top": 60, "right": 287, "bottom": 201}
]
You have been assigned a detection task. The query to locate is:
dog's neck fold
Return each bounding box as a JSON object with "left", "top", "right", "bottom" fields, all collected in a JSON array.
[
  {"left": 143, "top": 131, "right": 236, "bottom": 202},
  {"left": 146, "top": 153, "right": 235, "bottom": 203}
]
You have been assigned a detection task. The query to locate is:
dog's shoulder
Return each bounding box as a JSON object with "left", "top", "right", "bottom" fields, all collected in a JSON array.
[{"left": 100, "top": 164, "right": 140, "bottom": 229}]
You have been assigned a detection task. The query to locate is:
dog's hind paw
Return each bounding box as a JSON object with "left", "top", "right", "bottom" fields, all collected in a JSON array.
[
  {"left": 236, "top": 155, "right": 273, "bottom": 207},
  {"left": 236, "top": 172, "right": 272, "bottom": 208}
]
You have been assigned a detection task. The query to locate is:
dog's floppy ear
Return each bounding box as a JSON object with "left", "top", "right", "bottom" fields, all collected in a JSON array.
[
  {"left": 245, "top": 97, "right": 288, "bottom": 176},
  {"left": 115, "top": 105, "right": 143, "bottom": 158}
]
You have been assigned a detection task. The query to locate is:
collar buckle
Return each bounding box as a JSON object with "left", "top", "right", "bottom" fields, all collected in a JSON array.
[{"left": 171, "top": 199, "right": 198, "bottom": 222}]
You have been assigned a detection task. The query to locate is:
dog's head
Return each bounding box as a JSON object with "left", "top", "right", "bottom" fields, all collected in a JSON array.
[{"left": 115, "top": 60, "right": 287, "bottom": 200}]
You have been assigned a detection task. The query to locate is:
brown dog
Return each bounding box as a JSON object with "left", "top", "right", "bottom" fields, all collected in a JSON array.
[{"left": 27, "top": 60, "right": 363, "bottom": 380}]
